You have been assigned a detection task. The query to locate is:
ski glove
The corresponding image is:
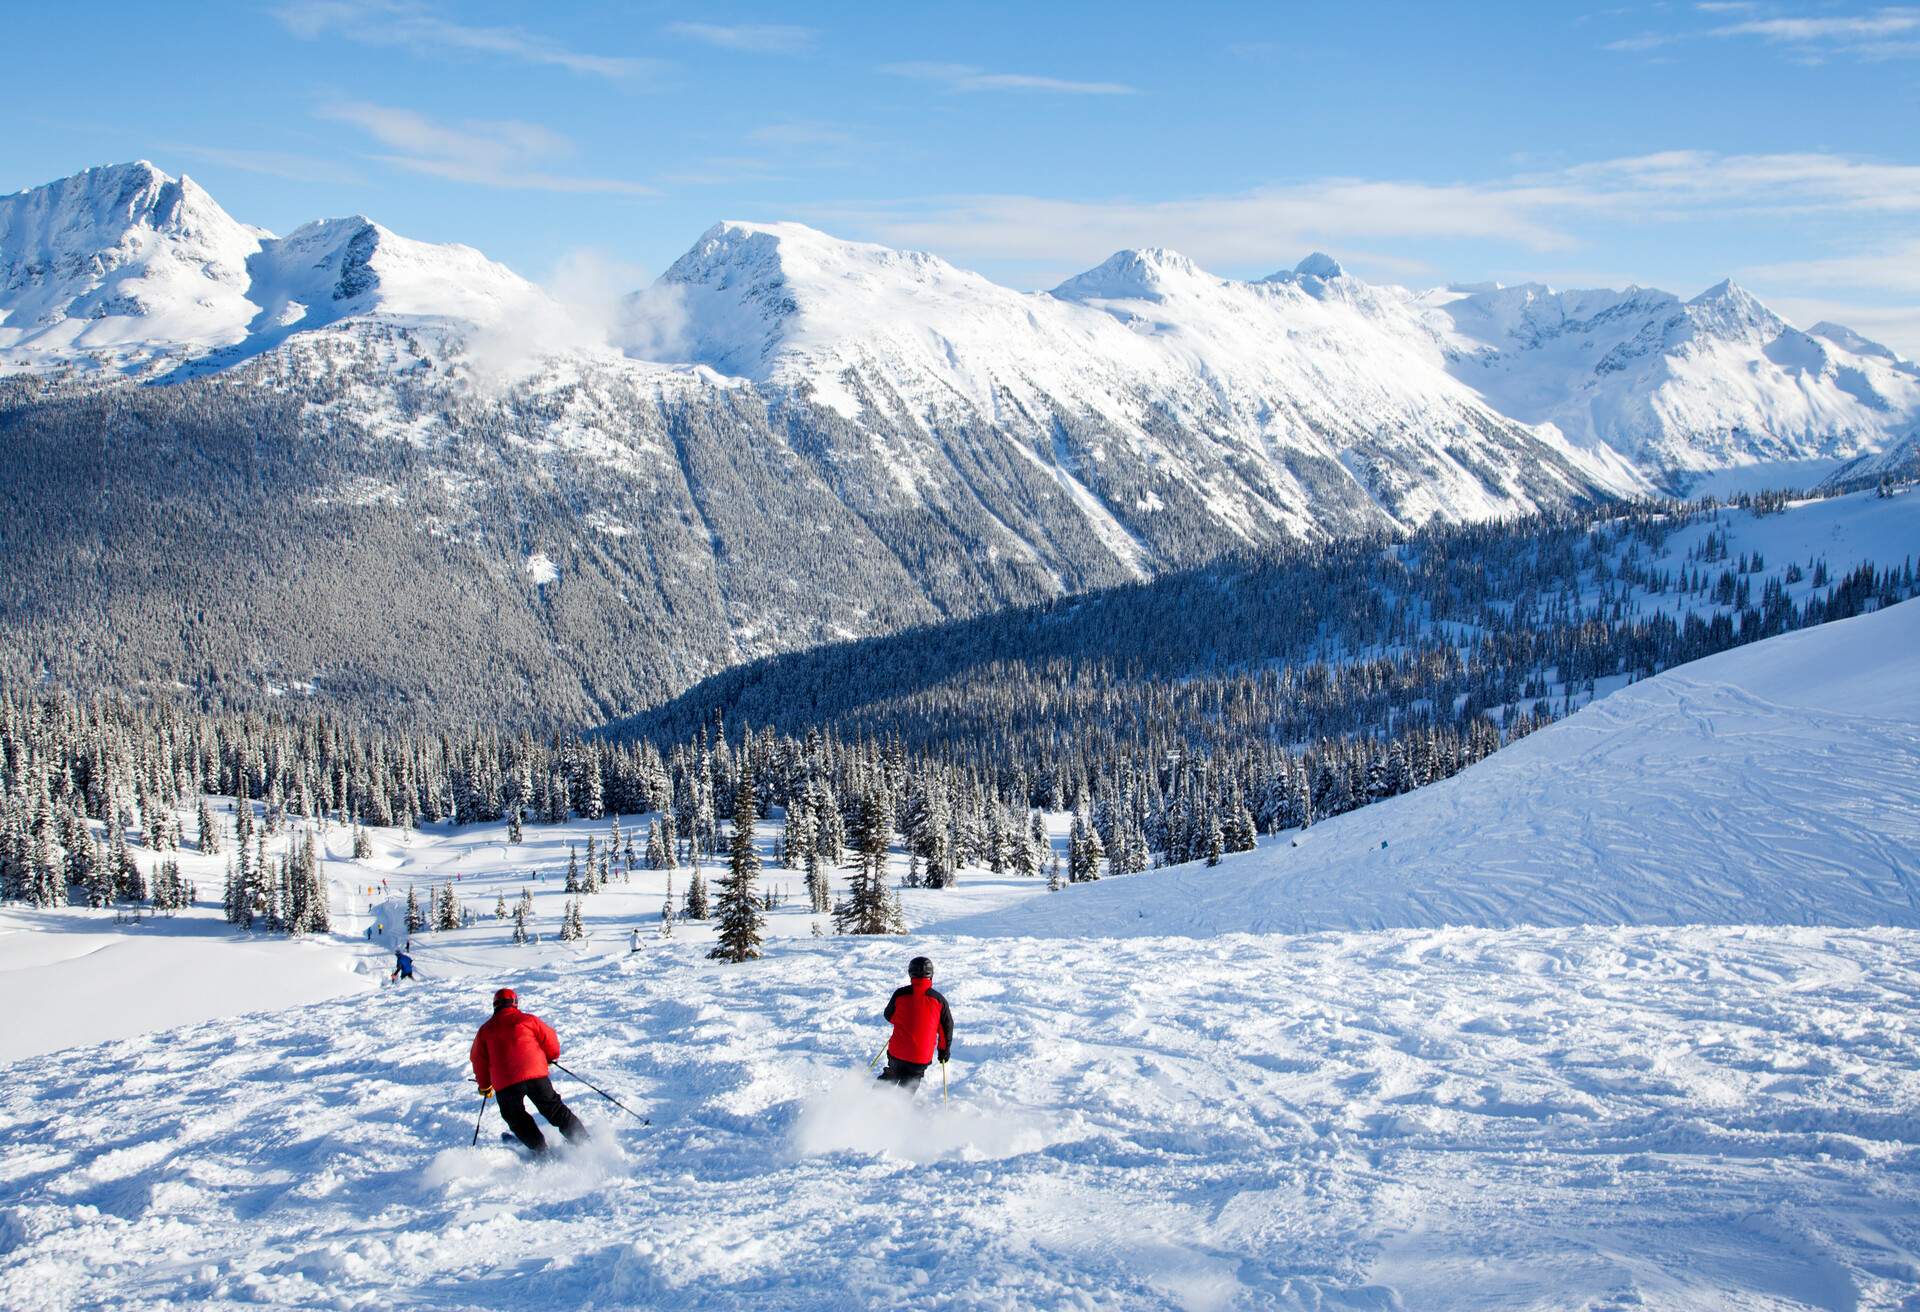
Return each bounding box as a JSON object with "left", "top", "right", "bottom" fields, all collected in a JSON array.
[
  {"left": 478, "top": 1086, "right": 492, "bottom": 1096},
  {"left": 938, "top": 1050, "right": 950, "bottom": 1065}
]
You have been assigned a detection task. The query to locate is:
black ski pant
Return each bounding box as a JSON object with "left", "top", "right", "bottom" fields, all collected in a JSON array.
[
  {"left": 497, "top": 1075, "right": 586, "bottom": 1152},
  {"left": 877, "top": 1056, "right": 930, "bottom": 1090}
]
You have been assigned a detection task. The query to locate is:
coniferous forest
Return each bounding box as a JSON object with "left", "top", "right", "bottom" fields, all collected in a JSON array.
[{"left": 4, "top": 488, "right": 1913, "bottom": 927}]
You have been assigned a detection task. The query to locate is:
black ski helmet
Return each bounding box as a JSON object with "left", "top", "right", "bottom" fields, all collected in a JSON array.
[{"left": 908, "top": 956, "right": 934, "bottom": 979}]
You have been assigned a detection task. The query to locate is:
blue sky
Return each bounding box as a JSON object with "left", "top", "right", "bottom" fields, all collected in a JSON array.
[{"left": 7, "top": 1, "right": 1920, "bottom": 351}]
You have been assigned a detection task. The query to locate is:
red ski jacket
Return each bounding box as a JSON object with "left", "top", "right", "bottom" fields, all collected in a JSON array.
[
  {"left": 884, "top": 978, "right": 953, "bottom": 1065},
  {"left": 471, "top": 1005, "right": 561, "bottom": 1091}
]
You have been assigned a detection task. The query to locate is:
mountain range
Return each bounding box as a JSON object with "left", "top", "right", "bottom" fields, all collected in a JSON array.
[{"left": 2, "top": 160, "right": 1916, "bottom": 725}]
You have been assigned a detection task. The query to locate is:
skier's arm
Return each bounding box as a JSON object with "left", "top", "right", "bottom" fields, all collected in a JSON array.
[
  {"left": 470, "top": 1032, "right": 490, "bottom": 1091},
  {"left": 883, "top": 987, "right": 902, "bottom": 1023},
  {"left": 539, "top": 1018, "right": 561, "bottom": 1060},
  {"left": 937, "top": 991, "right": 953, "bottom": 1062}
]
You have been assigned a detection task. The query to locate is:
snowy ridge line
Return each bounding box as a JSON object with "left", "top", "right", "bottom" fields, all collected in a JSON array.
[{"left": 11, "top": 162, "right": 1917, "bottom": 506}]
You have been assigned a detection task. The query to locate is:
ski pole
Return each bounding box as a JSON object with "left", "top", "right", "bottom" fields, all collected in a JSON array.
[
  {"left": 942, "top": 1060, "right": 948, "bottom": 1104},
  {"left": 551, "top": 1061, "right": 651, "bottom": 1125},
  {"left": 867, "top": 1041, "right": 886, "bottom": 1070},
  {"left": 470, "top": 1091, "right": 491, "bottom": 1145}
]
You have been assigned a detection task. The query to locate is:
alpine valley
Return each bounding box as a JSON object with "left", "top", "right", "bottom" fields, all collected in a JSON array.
[{"left": 3, "top": 161, "right": 1916, "bottom": 726}]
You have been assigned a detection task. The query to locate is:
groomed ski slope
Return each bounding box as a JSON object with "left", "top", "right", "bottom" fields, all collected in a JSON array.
[{"left": 940, "top": 596, "right": 1920, "bottom": 940}]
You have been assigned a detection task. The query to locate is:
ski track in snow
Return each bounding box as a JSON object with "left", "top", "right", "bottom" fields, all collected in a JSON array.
[{"left": 3, "top": 928, "right": 1920, "bottom": 1310}]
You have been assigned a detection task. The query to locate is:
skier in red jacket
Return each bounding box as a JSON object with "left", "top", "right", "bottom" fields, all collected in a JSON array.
[
  {"left": 470, "top": 988, "right": 587, "bottom": 1153},
  {"left": 878, "top": 956, "right": 953, "bottom": 1091}
]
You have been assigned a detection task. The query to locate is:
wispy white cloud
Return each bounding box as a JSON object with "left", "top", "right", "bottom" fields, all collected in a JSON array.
[
  {"left": 1743, "top": 238, "right": 1920, "bottom": 294},
  {"left": 1603, "top": 31, "right": 1681, "bottom": 51},
  {"left": 807, "top": 150, "right": 1920, "bottom": 287},
  {"left": 168, "top": 144, "right": 364, "bottom": 186},
  {"left": 750, "top": 121, "right": 856, "bottom": 147},
  {"left": 1714, "top": 7, "right": 1920, "bottom": 42},
  {"left": 666, "top": 22, "right": 816, "bottom": 54},
  {"left": 1606, "top": 4, "right": 1920, "bottom": 60},
  {"left": 1561, "top": 150, "right": 1920, "bottom": 212},
  {"left": 320, "top": 102, "right": 654, "bottom": 194},
  {"left": 881, "top": 62, "right": 1138, "bottom": 95},
  {"left": 276, "top": 1, "right": 665, "bottom": 80}
]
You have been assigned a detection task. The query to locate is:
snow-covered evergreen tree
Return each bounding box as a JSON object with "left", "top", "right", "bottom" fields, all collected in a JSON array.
[
  {"left": 558, "top": 897, "right": 586, "bottom": 942},
  {"left": 196, "top": 797, "right": 220, "bottom": 856},
  {"left": 708, "top": 756, "right": 764, "bottom": 962},
  {"left": 404, "top": 885, "right": 426, "bottom": 934}
]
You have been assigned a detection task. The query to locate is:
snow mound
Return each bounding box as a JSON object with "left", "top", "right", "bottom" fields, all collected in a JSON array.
[
  {"left": 791, "top": 1070, "right": 1071, "bottom": 1163},
  {"left": 940, "top": 598, "right": 1920, "bottom": 940}
]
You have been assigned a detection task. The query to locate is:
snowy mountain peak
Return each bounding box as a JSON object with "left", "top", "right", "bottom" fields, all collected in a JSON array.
[
  {"left": 1292, "top": 251, "right": 1346, "bottom": 280},
  {"left": 1050, "top": 248, "right": 1212, "bottom": 303},
  {"left": 0, "top": 160, "right": 264, "bottom": 355},
  {"left": 0, "top": 162, "right": 541, "bottom": 373},
  {"left": 663, "top": 220, "right": 963, "bottom": 297},
  {"left": 1685, "top": 277, "right": 1782, "bottom": 339}
]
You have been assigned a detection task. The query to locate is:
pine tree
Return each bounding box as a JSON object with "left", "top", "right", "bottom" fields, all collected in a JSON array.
[
  {"left": 565, "top": 846, "right": 581, "bottom": 893},
  {"left": 352, "top": 824, "right": 373, "bottom": 859},
  {"left": 511, "top": 898, "right": 531, "bottom": 945},
  {"left": 708, "top": 756, "right": 764, "bottom": 962},
  {"left": 196, "top": 797, "right": 221, "bottom": 856},
  {"left": 435, "top": 879, "right": 461, "bottom": 931},
  {"left": 834, "top": 791, "right": 902, "bottom": 935},
  {"left": 558, "top": 897, "right": 586, "bottom": 942},
  {"left": 507, "top": 807, "right": 524, "bottom": 844},
  {"left": 494, "top": 892, "right": 508, "bottom": 920},
  {"left": 660, "top": 870, "right": 675, "bottom": 938},
  {"left": 405, "top": 885, "right": 426, "bottom": 934}
]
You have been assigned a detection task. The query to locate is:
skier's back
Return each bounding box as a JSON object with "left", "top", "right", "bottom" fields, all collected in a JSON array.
[
  {"left": 471, "top": 988, "right": 587, "bottom": 1153},
  {"left": 879, "top": 956, "right": 952, "bottom": 1091}
]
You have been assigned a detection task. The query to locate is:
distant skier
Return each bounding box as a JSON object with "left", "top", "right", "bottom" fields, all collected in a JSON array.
[
  {"left": 630, "top": 927, "right": 641, "bottom": 954},
  {"left": 391, "top": 948, "right": 414, "bottom": 982},
  {"left": 878, "top": 956, "right": 953, "bottom": 1091},
  {"left": 471, "top": 987, "right": 587, "bottom": 1154}
]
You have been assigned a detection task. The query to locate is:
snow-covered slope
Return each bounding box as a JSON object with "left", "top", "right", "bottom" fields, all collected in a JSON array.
[
  {"left": 5, "top": 906, "right": 1919, "bottom": 1307},
  {"left": 1823, "top": 422, "right": 1920, "bottom": 491},
  {"left": 1421, "top": 279, "right": 1920, "bottom": 487},
  {"left": 940, "top": 596, "right": 1920, "bottom": 939},
  {"left": 0, "top": 161, "right": 544, "bottom": 375}
]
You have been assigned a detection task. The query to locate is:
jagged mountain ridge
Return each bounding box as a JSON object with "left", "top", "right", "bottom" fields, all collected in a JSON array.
[{"left": 1421, "top": 278, "right": 1920, "bottom": 484}]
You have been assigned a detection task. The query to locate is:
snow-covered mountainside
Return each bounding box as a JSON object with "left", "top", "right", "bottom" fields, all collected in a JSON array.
[
  {"left": 0, "top": 161, "right": 541, "bottom": 376},
  {"left": 5, "top": 602, "right": 1920, "bottom": 1307},
  {"left": 1422, "top": 279, "right": 1920, "bottom": 488},
  {"left": 656, "top": 222, "right": 1615, "bottom": 542},
  {"left": 940, "top": 595, "right": 1920, "bottom": 939},
  {"left": 7, "top": 163, "right": 1918, "bottom": 501},
  {"left": 1824, "top": 423, "right": 1920, "bottom": 491},
  {"left": 5, "top": 161, "right": 1917, "bottom": 726}
]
